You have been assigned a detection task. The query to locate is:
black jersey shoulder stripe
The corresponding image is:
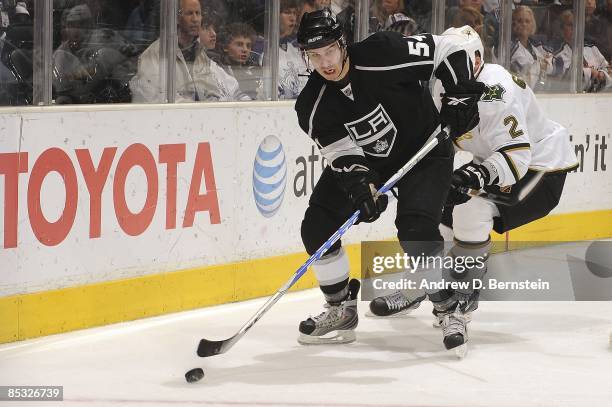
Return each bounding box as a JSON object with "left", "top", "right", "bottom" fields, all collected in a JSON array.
[
  {"left": 443, "top": 58, "right": 457, "bottom": 85},
  {"left": 497, "top": 143, "right": 531, "bottom": 153},
  {"left": 499, "top": 151, "right": 521, "bottom": 183},
  {"left": 354, "top": 60, "right": 434, "bottom": 71},
  {"left": 308, "top": 84, "right": 327, "bottom": 138}
]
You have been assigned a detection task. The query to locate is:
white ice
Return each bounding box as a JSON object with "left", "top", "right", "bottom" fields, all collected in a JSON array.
[{"left": 1, "top": 244, "right": 612, "bottom": 407}]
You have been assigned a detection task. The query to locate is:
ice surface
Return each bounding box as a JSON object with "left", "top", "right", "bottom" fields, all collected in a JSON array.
[{"left": 2, "top": 245, "right": 612, "bottom": 407}]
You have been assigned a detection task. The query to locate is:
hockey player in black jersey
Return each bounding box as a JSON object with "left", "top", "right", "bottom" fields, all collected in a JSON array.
[{"left": 293, "top": 8, "right": 485, "bottom": 348}]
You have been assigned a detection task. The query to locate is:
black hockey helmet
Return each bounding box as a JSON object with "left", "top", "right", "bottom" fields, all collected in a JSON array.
[{"left": 297, "top": 8, "right": 344, "bottom": 50}]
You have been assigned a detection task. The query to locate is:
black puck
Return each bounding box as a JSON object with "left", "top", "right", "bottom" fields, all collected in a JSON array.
[{"left": 185, "top": 367, "right": 205, "bottom": 383}]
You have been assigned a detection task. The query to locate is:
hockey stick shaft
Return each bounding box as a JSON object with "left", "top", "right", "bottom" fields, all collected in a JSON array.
[
  {"left": 459, "top": 170, "right": 545, "bottom": 206},
  {"left": 197, "top": 125, "right": 451, "bottom": 357}
]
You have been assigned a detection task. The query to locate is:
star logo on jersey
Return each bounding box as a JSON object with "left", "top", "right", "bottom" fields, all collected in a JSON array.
[
  {"left": 481, "top": 84, "right": 506, "bottom": 102},
  {"left": 344, "top": 104, "right": 397, "bottom": 157}
]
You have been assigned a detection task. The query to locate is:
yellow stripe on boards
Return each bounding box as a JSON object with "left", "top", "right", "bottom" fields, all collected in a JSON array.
[{"left": 0, "top": 210, "right": 610, "bottom": 344}]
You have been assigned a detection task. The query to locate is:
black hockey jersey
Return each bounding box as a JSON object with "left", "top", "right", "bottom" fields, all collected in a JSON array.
[{"left": 295, "top": 31, "right": 474, "bottom": 179}]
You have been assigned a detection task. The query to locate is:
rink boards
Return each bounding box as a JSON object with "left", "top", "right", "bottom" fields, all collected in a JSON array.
[{"left": 1, "top": 95, "right": 611, "bottom": 343}]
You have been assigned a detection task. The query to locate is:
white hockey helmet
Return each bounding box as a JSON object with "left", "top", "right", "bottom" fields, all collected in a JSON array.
[{"left": 442, "top": 25, "right": 484, "bottom": 77}]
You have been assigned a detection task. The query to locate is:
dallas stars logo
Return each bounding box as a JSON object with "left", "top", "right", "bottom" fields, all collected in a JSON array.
[{"left": 481, "top": 84, "right": 506, "bottom": 102}]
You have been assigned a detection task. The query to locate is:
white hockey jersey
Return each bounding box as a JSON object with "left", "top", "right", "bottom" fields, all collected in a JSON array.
[{"left": 434, "top": 63, "right": 578, "bottom": 187}]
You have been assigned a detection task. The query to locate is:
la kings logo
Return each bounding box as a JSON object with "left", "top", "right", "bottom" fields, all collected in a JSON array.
[{"left": 344, "top": 104, "right": 397, "bottom": 157}]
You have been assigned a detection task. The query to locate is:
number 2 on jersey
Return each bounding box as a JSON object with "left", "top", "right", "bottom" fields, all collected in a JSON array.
[{"left": 503, "top": 115, "right": 524, "bottom": 138}]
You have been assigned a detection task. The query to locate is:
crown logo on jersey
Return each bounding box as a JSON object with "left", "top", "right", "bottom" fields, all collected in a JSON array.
[
  {"left": 481, "top": 84, "right": 506, "bottom": 102},
  {"left": 373, "top": 139, "right": 389, "bottom": 153},
  {"left": 344, "top": 104, "right": 397, "bottom": 157}
]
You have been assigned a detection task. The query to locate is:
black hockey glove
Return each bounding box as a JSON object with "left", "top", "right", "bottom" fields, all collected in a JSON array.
[
  {"left": 446, "top": 162, "right": 492, "bottom": 206},
  {"left": 343, "top": 171, "right": 388, "bottom": 224},
  {"left": 439, "top": 79, "right": 486, "bottom": 139}
]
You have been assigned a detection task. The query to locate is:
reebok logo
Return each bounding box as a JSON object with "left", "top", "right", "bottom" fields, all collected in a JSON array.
[{"left": 447, "top": 97, "right": 470, "bottom": 106}]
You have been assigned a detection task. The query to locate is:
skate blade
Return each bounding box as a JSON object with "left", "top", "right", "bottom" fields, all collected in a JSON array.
[
  {"left": 452, "top": 343, "right": 468, "bottom": 359},
  {"left": 364, "top": 308, "right": 416, "bottom": 319},
  {"left": 297, "top": 330, "right": 356, "bottom": 345},
  {"left": 433, "top": 313, "right": 472, "bottom": 328}
]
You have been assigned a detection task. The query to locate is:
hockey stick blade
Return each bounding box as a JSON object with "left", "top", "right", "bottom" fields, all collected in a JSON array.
[
  {"left": 196, "top": 125, "right": 450, "bottom": 358},
  {"left": 461, "top": 170, "right": 544, "bottom": 206},
  {"left": 197, "top": 338, "right": 230, "bottom": 357}
]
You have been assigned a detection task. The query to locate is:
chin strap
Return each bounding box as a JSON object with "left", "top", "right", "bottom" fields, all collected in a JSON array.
[
  {"left": 300, "top": 40, "right": 349, "bottom": 78},
  {"left": 334, "top": 43, "right": 349, "bottom": 81}
]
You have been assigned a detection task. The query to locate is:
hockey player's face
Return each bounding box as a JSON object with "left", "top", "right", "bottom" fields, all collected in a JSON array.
[{"left": 306, "top": 42, "right": 348, "bottom": 81}]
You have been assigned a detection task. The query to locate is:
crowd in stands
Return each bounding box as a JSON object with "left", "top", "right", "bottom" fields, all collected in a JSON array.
[{"left": 0, "top": 0, "right": 610, "bottom": 106}]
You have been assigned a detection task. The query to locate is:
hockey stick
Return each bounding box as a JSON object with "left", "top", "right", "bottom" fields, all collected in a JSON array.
[
  {"left": 197, "top": 125, "right": 451, "bottom": 358},
  {"left": 458, "top": 170, "right": 545, "bottom": 206}
]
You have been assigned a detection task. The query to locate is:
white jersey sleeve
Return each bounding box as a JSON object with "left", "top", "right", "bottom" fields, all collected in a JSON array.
[
  {"left": 474, "top": 68, "right": 532, "bottom": 186},
  {"left": 433, "top": 63, "right": 578, "bottom": 185}
]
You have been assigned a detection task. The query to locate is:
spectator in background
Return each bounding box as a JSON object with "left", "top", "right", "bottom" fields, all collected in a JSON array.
[
  {"left": 447, "top": 0, "right": 498, "bottom": 56},
  {"left": 384, "top": 13, "right": 420, "bottom": 36},
  {"left": 278, "top": 0, "right": 307, "bottom": 99},
  {"left": 130, "top": 0, "right": 249, "bottom": 102},
  {"left": 553, "top": 9, "right": 611, "bottom": 92},
  {"left": 449, "top": 6, "right": 483, "bottom": 35},
  {"left": 371, "top": 0, "right": 406, "bottom": 32},
  {"left": 125, "top": 0, "right": 160, "bottom": 51},
  {"left": 217, "top": 22, "right": 262, "bottom": 99},
  {"left": 510, "top": 6, "right": 556, "bottom": 90},
  {"left": 0, "top": 2, "right": 32, "bottom": 105},
  {"left": 53, "top": 4, "right": 96, "bottom": 102},
  {"left": 1, "top": 2, "right": 32, "bottom": 67},
  {"left": 199, "top": 12, "right": 217, "bottom": 51},
  {"left": 585, "top": 0, "right": 610, "bottom": 59}
]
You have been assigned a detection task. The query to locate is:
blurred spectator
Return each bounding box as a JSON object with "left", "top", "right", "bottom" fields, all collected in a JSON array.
[
  {"left": 447, "top": 0, "right": 497, "bottom": 56},
  {"left": 124, "top": 0, "right": 160, "bottom": 51},
  {"left": 278, "top": 0, "right": 307, "bottom": 99},
  {"left": 510, "top": 5, "right": 556, "bottom": 90},
  {"left": 199, "top": 12, "right": 217, "bottom": 51},
  {"left": 330, "top": 0, "right": 351, "bottom": 16},
  {"left": 585, "top": 0, "right": 610, "bottom": 59},
  {"left": 53, "top": 3, "right": 138, "bottom": 104},
  {"left": 449, "top": 6, "right": 483, "bottom": 34},
  {"left": 603, "top": 0, "right": 612, "bottom": 59},
  {"left": 447, "top": 0, "right": 484, "bottom": 26},
  {"left": 217, "top": 22, "right": 262, "bottom": 99},
  {"left": 0, "top": 2, "right": 32, "bottom": 105},
  {"left": 404, "top": 0, "right": 432, "bottom": 33},
  {"left": 1, "top": 2, "right": 32, "bottom": 67},
  {"left": 384, "top": 13, "right": 420, "bottom": 36},
  {"left": 553, "top": 9, "right": 611, "bottom": 92},
  {"left": 129, "top": 0, "right": 249, "bottom": 102},
  {"left": 371, "top": 0, "right": 406, "bottom": 31}
]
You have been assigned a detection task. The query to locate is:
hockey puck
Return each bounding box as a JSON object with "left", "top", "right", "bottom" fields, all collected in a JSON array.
[{"left": 185, "top": 367, "right": 205, "bottom": 383}]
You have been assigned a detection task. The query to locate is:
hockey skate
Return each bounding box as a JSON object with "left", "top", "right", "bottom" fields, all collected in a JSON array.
[
  {"left": 298, "top": 279, "right": 360, "bottom": 345},
  {"left": 432, "top": 308, "right": 472, "bottom": 328},
  {"left": 366, "top": 291, "right": 425, "bottom": 317},
  {"left": 439, "top": 303, "right": 470, "bottom": 359}
]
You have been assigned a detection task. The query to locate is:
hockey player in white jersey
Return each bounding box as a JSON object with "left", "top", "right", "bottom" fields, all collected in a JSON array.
[{"left": 369, "top": 26, "right": 579, "bottom": 354}]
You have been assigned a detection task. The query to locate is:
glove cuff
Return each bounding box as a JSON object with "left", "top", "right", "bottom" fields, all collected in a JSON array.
[{"left": 479, "top": 162, "right": 497, "bottom": 186}]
